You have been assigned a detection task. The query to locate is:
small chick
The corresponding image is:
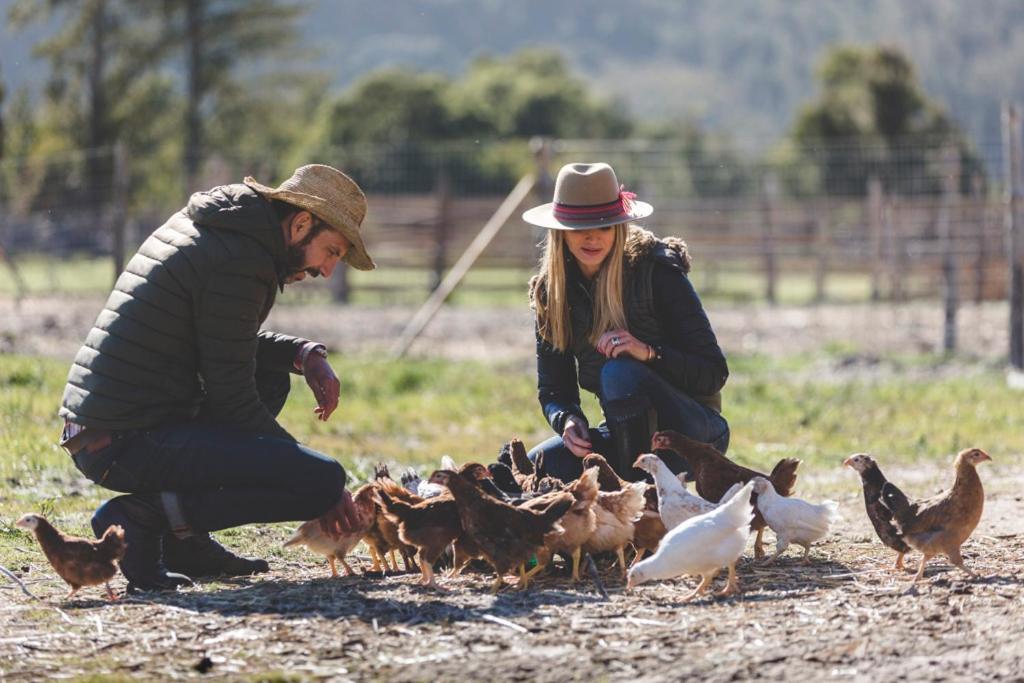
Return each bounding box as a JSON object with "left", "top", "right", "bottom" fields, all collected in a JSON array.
[
  {"left": 843, "top": 453, "right": 913, "bottom": 570},
  {"left": 582, "top": 481, "right": 647, "bottom": 580},
  {"left": 750, "top": 477, "right": 840, "bottom": 563},
  {"left": 627, "top": 481, "right": 754, "bottom": 600},
  {"left": 283, "top": 484, "right": 378, "bottom": 577},
  {"left": 16, "top": 514, "right": 126, "bottom": 600}
]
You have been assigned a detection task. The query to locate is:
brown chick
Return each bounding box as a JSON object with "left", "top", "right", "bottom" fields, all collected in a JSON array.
[
  {"left": 367, "top": 466, "right": 420, "bottom": 574},
  {"left": 283, "top": 483, "right": 378, "bottom": 577},
  {"left": 652, "top": 430, "right": 800, "bottom": 558},
  {"left": 523, "top": 467, "right": 600, "bottom": 582},
  {"left": 631, "top": 485, "right": 668, "bottom": 567},
  {"left": 880, "top": 448, "right": 991, "bottom": 584},
  {"left": 375, "top": 471, "right": 486, "bottom": 589},
  {"left": 507, "top": 438, "right": 564, "bottom": 493},
  {"left": 582, "top": 481, "right": 647, "bottom": 579},
  {"left": 15, "top": 514, "right": 126, "bottom": 600},
  {"left": 429, "top": 469, "right": 574, "bottom": 592}
]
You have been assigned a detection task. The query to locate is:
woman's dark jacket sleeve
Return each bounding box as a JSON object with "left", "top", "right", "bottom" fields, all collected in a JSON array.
[
  {"left": 536, "top": 329, "right": 587, "bottom": 434},
  {"left": 649, "top": 262, "right": 728, "bottom": 397}
]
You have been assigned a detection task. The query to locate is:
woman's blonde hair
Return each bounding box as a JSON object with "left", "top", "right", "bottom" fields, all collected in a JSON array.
[{"left": 534, "top": 224, "right": 629, "bottom": 351}]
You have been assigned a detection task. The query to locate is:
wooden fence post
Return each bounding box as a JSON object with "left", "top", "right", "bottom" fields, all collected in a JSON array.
[
  {"left": 972, "top": 174, "right": 987, "bottom": 304},
  {"left": 431, "top": 170, "right": 451, "bottom": 292},
  {"left": 868, "top": 177, "right": 883, "bottom": 301},
  {"left": 760, "top": 173, "right": 778, "bottom": 304},
  {"left": 939, "top": 146, "right": 961, "bottom": 353},
  {"left": 1004, "top": 103, "right": 1024, "bottom": 371},
  {"left": 814, "top": 206, "right": 829, "bottom": 303}
]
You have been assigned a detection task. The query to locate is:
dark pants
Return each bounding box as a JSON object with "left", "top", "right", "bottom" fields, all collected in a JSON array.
[
  {"left": 72, "top": 367, "right": 345, "bottom": 535},
  {"left": 528, "top": 358, "right": 730, "bottom": 482}
]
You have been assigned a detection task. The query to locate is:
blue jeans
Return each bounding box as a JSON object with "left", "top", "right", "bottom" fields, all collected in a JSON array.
[
  {"left": 71, "top": 367, "right": 345, "bottom": 534},
  {"left": 528, "top": 358, "right": 730, "bottom": 482}
]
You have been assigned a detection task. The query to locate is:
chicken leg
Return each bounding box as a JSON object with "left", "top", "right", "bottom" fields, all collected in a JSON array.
[
  {"left": 490, "top": 573, "right": 507, "bottom": 594},
  {"left": 946, "top": 547, "right": 979, "bottom": 579},
  {"left": 327, "top": 556, "right": 340, "bottom": 578},
  {"left": 571, "top": 547, "right": 583, "bottom": 582},
  {"left": 753, "top": 528, "right": 766, "bottom": 559},
  {"left": 516, "top": 564, "right": 531, "bottom": 591},
  {"left": 911, "top": 553, "right": 933, "bottom": 584},
  {"left": 616, "top": 546, "right": 628, "bottom": 579},
  {"left": 339, "top": 558, "right": 356, "bottom": 576},
  {"left": 104, "top": 582, "right": 118, "bottom": 601},
  {"left": 715, "top": 563, "right": 740, "bottom": 597},
  {"left": 681, "top": 571, "right": 718, "bottom": 602},
  {"left": 893, "top": 551, "right": 906, "bottom": 572}
]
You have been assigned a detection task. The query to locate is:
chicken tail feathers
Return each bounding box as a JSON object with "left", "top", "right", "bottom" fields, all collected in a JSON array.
[
  {"left": 718, "top": 480, "right": 756, "bottom": 529},
  {"left": 282, "top": 528, "right": 306, "bottom": 548},
  {"left": 769, "top": 458, "right": 801, "bottom": 496},
  {"left": 508, "top": 438, "right": 534, "bottom": 476},
  {"left": 534, "top": 494, "right": 574, "bottom": 531}
]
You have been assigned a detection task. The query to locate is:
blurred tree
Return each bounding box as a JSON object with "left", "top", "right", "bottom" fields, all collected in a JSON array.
[
  {"left": 301, "top": 48, "right": 633, "bottom": 193},
  {"left": 790, "top": 44, "right": 982, "bottom": 196},
  {"left": 452, "top": 49, "right": 632, "bottom": 139},
  {"left": 8, "top": 1, "right": 169, "bottom": 201},
  {"left": 158, "top": 0, "right": 311, "bottom": 192}
]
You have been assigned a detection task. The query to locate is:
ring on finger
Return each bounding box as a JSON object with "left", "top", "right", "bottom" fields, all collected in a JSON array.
[{"left": 611, "top": 336, "right": 621, "bottom": 346}]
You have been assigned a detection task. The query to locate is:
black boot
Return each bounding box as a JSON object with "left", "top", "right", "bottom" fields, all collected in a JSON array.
[
  {"left": 604, "top": 396, "right": 657, "bottom": 482},
  {"left": 163, "top": 533, "right": 269, "bottom": 578},
  {"left": 92, "top": 495, "right": 194, "bottom": 592}
]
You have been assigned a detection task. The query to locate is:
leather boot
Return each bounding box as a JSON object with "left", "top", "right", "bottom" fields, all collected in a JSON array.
[
  {"left": 92, "top": 494, "right": 194, "bottom": 592},
  {"left": 604, "top": 396, "right": 657, "bottom": 482},
  {"left": 163, "top": 533, "right": 269, "bottom": 578}
]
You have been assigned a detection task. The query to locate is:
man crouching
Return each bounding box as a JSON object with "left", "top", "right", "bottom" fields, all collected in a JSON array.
[{"left": 59, "top": 164, "right": 372, "bottom": 592}]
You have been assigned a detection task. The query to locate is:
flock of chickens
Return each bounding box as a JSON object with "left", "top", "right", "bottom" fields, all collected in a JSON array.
[{"left": 15, "top": 431, "right": 992, "bottom": 602}]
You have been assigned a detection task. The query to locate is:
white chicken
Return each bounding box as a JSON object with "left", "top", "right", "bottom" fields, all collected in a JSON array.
[
  {"left": 405, "top": 455, "right": 457, "bottom": 498},
  {"left": 627, "top": 480, "right": 754, "bottom": 600},
  {"left": 634, "top": 453, "right": 743, "bottom": 530},
  {"left": 750, "top": 476, "right": 840, "bottom": 562}
]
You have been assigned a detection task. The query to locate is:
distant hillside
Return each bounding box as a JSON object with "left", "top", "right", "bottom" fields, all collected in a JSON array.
[
  {"left": 301, "top": 0, "right": 1024, "bottom": 151},
  {"left": 3, "top": 0, "right": 1021, "bottom": 152}
]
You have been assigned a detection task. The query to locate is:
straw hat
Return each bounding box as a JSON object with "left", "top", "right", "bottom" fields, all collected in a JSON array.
[
  {"left": 522, "top": 162, "right": 653, "bottom": 230},
  {"left": 244, "top": 164, "right": 375, "bottom": 271}
]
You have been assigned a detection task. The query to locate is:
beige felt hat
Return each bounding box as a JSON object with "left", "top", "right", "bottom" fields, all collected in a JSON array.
[
  {"left": 522, "top": 162, "right": 653, "bottom": 230},
  {"left": 244, "top": 164, "right": 375, "bottom": 271}
]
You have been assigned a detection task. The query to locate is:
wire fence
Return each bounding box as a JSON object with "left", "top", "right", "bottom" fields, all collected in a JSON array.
[{"left": 0, "top": 132, "right": 1016, "bottom": 309}]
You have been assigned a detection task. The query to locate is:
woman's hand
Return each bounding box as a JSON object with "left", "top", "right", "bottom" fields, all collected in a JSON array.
[
  {"left": 595, "top": 329, "right": 653, "bottom": 361},
  {"left": 562, "top": 416, "right": 593, "bottom": 458}
]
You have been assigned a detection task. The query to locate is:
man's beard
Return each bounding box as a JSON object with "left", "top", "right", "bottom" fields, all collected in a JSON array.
[{"left": 284, "top": 233, "right": 322, "bottom": 281}]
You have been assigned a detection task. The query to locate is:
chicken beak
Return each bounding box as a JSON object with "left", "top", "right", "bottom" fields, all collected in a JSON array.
[
  {"left": 980, "top": 452, "right": 993, "bottom": 463},
  {"left": 842, "top": 456, "right": 853, "bottom": 468}
]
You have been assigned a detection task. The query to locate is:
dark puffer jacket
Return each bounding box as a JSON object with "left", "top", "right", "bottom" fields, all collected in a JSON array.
[
  {"left": 59, "top": 184, "right": 310, "bottom": 440},
  {"left": 531, "top": 227, "right": 728, "bottom": 434}
]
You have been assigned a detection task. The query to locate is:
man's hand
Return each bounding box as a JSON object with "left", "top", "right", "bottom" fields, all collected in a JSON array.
[
  {"left": 318, "top": 489, "right": 359, "bottom": 539},
  {"left": 303, "top": 352, "right": 340, "bottom": 421},
  {"left": 562, "top": 415, "right": 593, "bottom": 458}
]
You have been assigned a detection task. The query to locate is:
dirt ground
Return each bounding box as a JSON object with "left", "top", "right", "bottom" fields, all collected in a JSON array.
[
  {"left": 2, "top": 462, "right": 1023, "bottom": 682},
  {"left": 2, "top": 297, "right": 1022, "bottom": 681},
  {"left": 0, "top": 295, "right": 1012, "bottom": 364}
]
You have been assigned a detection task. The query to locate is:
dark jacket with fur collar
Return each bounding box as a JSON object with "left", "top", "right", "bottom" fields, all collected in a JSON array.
[{"left": 531, "top": 228, "right": 728, "bottom": 434}]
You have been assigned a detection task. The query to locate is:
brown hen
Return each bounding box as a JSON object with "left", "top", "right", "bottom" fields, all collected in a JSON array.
[
  {"left": 430, "top": 469, "right": 573, "bottom": 592},
  {"left": 880, "top": 448, "right": 990, "bottom": 584}
]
